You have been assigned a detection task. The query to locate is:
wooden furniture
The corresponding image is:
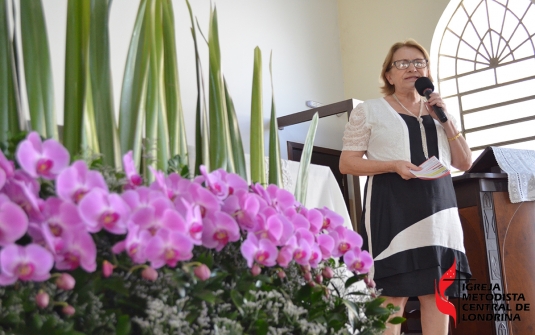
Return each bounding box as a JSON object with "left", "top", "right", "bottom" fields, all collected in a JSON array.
[{"left": 450, "top": 148, "right": 535, "bottom": 335}]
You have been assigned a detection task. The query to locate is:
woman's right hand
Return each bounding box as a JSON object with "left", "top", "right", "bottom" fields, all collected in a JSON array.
[{"left": 393, "top": 160, "right": 421, "bottom": 180}]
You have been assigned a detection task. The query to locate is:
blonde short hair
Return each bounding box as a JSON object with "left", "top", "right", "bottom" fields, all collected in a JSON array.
[{"left": 380, "top": 39, "right": 433, "bottom": 96}]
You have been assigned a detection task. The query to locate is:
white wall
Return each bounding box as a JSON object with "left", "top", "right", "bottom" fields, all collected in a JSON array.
[
  {"left": 337, "top": 0, "right": 450, "bottom": 101},
  {"left": 36, "top": 0, "right": 346, "bottom": 159}
]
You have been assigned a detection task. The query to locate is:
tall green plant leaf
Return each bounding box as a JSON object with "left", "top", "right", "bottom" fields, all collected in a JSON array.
[
  {"left": 267, "top": 51, "right": 282, "bottom": 187},
  {"left": 294, "top": 112, "right": 319, "bottom": 204},
  {"left": 250, "top": 46, "right": 265, "bottom": 185},
  {"left": 63, "top": 0, "right": 90, "bottom": 155},
  {"left": 224, "top": 78, "right": 247, "bottom": 180},
  {"left": 162, "top": 0, "right": 187, "bottom": 160},
  {"left": 144, "top": 0, "right": 168, "bottom": 172},
  {"left": 118, "top": 0, "right": 149, "bottom": 168},
  {"left": 186, "top": 0, "right": 209, "bottom": 175},
  {"left": 89, "top": 0, "right": 120, "bottom": 167},
  {"left": 0, "top": 0, "right": 21, "bottom": 142},
  {"left": 208, "top": 6, "right": 234, "bottom": 173},
  {"left": 20, "top": 0, "right": 57, "bottom": 140}
]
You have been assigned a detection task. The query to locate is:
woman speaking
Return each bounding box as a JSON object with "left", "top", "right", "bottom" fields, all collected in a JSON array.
[{"left": 339, "top": 39, "right": 472, "bottom": 335}]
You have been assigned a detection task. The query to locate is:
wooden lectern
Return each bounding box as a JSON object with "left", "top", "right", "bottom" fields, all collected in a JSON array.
[{"left": 451, "top": 147, "right": 535, "bottom": 335}]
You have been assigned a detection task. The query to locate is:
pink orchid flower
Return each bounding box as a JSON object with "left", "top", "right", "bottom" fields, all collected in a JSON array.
[
  {"left": 316, "top": 233, "right": 335, "bottom": 260},
  {"left": 128, "top": 196, "right": 176, "bottom": 235},
  {"left": 78, "top": 188, "right": 130, "bottom": 234},
  {"left": 2, "top": 170, "right": 43, "bottom": 222},
  {"left": 240, "top": 233, "right": 278, "bottom": 268},
  {"left": 0, "top": 243, "right": 54, "bottom": 285},
  {"left": 122, "top": 151, "right": 142, "bottom": 188},
  {"left": 277, "top": 235, "right": 297, "bottom": 268},
  {"left": 318, "top": 206, "right": 344, "bottom": 232},
  {"left": 292, "top": 229, "right": 314, "bottom": 266},
  {"left": 0, "top": 150, "right": 15, "bottom": 190},
  {"left": 53, "top": 230, "right": 97, "bottom": 272},
  {"left": 0, "top": 194, "right": 29, "bottom": 246},
  {"left": 40, "top": 197, "right": 85, "bottom": 253},
  {"left": 145, "top": 228, "right": 194, "bottom": 268},
  {"left": 201, "top": 211, "right": 240, "bottom": 251},
  {"left": 330, "top": 225, "right": 363, "bottom": 258},
  {"left": 175, "top": 182, "right": 219, "bottom": 218},
  {"left": 112, "top": 222, "right": 152, "bottom": 264},
  {"left": 265, "top": 184, "right": 296, "bottom": 213},
  {"left": 222, "top": 189, "right": 266, "bottom": 231},
  {"left": 56, "top": 160, "right": 108, "bottom": 203},
  {"left": 344, "top": 248, "right": 373, "bottom": 274},
  {"left": 16, "top": 131, "right": 69, "bottom": 180}
]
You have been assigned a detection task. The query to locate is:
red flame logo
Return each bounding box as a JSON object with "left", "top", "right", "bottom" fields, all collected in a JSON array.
[{"left": 435, "top": 257, "right": 457, "bottom": 326}]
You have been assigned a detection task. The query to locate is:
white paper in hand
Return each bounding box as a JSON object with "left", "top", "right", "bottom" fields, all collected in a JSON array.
[{"left": 410, "top": 156, "right": 450, "bottom": 180}]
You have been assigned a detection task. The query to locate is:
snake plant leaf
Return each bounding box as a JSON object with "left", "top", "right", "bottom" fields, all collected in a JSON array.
[
  {"left": 118, "top": 0, "right": 149, "bottom": 169},
  {"left": 63, "top": 0, "right": 90, "bottom": 156},
  {"left": 250, "top": 46, "right": 265, "bottom": 185},
  {"left": 162, "top": 0, "right": 187, "bottom": 160},
  {"left": 224, "top": 78, "right": 247, "bottom": 180},
  {"left": 267, "top": 51, "right": 282, "bottom": 187},
  {"left": 0, "top": 0, "right": 21, "bottom": 142},
  {"left": 208, "top": 6, "right": 234, "bottom": 173},
  {"left": 20, "top": 0, "right": 57, "bottom": 140},
  {"left": 186, "top": 0, "right": 209, "bottom": 175},
  {"left": 294, "top": 112, "right": 319, "bottom": 205},
  {"left": 81, "top": 75, "right": 99, "bottom": 155},
  {"left": 89, "top": 0, "right": 120, "bottom": 167},
  {"left": 144, "top": 0, "right": 169, "bottom": 173}
]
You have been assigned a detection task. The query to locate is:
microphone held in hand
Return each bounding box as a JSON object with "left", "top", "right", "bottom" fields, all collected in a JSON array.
[{"left": 415, "top": 77, "right": 448, "bottom": 123}]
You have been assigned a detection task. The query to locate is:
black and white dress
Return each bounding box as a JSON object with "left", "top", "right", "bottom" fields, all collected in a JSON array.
[{"left": 342, "top": 98, "right": 471, "bottom": 297}]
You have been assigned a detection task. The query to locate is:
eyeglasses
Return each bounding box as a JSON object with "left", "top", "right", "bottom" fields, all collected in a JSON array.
[{"left": 391, "top": 59, "right": 428, "bottom": 70}]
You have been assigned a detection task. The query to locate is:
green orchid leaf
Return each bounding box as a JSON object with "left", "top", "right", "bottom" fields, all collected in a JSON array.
[
  {"left": 162, "top": 0, "right": 187, "bottom": 160},
  {"left": 0, "top": 0, "right": 21, "bottom": 142},
  {"left": 118, "top": 0, "right": 149, "bottom": 169},
  {"left": 268, "top": 51, "right": 282, "bottom": 187},
  {"left": 89, "top": 0, "right": 120, "bottom": 167},
  {"left": 186, "top": 0, "right": 209, "bottom": 175},
  {"left": 250, "top": 46, "right": 265, "bottom": 185},
  {"left": 63, "top": 0, "right": 90, "bottom": 156},
  {"left": 20, "top": 0, "right": 58, "bottom": 140},
  {"left": 294, "top": 112, "right": 318, "bottom": 204},
  {"left": 224, "top": 78, "right": 247, "bottom": 180},
  {"left": 208, "top": 6, "right": 234, "bottom": 173}
]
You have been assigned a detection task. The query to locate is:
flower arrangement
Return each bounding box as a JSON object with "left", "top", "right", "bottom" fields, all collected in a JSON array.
[{"left": 0, "top": 132, "right": 407, "bottom": 335}]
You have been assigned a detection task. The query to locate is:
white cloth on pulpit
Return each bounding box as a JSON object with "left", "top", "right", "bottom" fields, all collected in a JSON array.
[{"left": 492, "top": 146, "right": 535, "bottom": 203}]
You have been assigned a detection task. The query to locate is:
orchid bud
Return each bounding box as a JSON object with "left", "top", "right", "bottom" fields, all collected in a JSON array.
[
  {"left": 142, "top": 267, "right": 158, "bottom": 281},
  {"left": 251, "top": 264, "right": 261, "bottom": 277},
  {"left": 277, "top": 270, "right": 286, "bottom": 280},
  {"left": 62, "top": 305, "right": 75, "bottom": 316},
  {"left": 322, "top": 266, "right": 334, "bottom": 279},
  {"left": 303, "top": 271, "right": 312, "bottom": 282},
  {"left": 102, "top": 260, "right": 114, "bottom": 278},
  {"left": 35, "top": 291, "right": 49, "bottom": 309},
  {"left": 364, "top": 276, "right": 376, "bottom": 288},
  {"left": 194, "top": 264, "right": 211, "bottom": 281},
  {"left": 56, "top": 273, "right": 75, "bottom": 290},
  {"left": 301, "top": 265, "right": 311, "bottom": 273},
  {"left": 314, "top": 274, "right": 323, "bottom": 284},
  {"left": 308, "top": 280, "right": 316, "bottom": 287}
]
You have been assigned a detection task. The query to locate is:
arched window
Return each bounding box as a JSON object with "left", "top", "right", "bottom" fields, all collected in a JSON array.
[{"left": 431, "top": 0, "right": 535, "bottom": 159}]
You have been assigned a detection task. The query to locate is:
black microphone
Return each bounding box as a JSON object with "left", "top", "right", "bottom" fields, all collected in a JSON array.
[{"left": 415, "top": 77, "right": 448, "bottom": 123}]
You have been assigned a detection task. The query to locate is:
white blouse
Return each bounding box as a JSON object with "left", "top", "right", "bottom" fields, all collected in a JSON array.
[{"left": 342, "top": 98, "right": 454, "bottom": 169}]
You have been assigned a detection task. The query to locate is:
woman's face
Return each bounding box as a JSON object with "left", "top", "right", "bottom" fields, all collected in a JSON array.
[{"left": 385, "top": 46, "right": 428, "bottom": 93}]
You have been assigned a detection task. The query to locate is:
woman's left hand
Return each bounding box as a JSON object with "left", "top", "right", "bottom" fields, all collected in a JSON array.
[{"left": 425, "top": 92, "right": 448, "bottom": 121}]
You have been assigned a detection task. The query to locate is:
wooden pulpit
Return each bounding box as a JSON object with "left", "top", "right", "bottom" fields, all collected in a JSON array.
[{"left": 451, "top": 147, "right": 535, "bottom": 335}]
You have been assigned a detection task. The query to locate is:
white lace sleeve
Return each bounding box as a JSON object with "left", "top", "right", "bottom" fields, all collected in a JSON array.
[{"left": 342, "top": 103, "right": 370, "bottom": 151}]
